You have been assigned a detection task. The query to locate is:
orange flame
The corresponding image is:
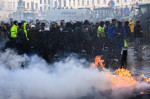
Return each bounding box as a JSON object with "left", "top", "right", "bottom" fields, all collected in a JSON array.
[
  {"left": 110, "top": 68, "right": 137, "bottom": 87},
  {"left": 140, "top": 74, "right": 150, "bottom": 83},
  {"left": 93, "top": 56, "right": 150, "bottom": 87},
  {"left": 93, "top": 56, "right": 105, "bottom": 70}
]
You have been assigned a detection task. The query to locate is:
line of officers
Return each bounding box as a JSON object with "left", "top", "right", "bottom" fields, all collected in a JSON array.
[{"left": 5, "top": 18, "right": 140, "bottom": 64}]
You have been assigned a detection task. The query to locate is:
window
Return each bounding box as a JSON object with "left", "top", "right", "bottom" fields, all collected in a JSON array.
[
  {"left": 40, "top": 7, "right": 42, "bottom": 13},
  {"left": 48, "top": 0, "right": 50, "bottom": 4},
  {"left": 35, "top": 3, "right": 38, "bottom": 9},
  {"left": 2, "top": 1, "right": 5, "bottom": 8},
  {"left": 27, "top": 2, "right": 29, "bottom": 9},
  {"left": 78, "top": 0, "right": 80, "bottom": 6},
  {"left": 69, "top": 0, "right": 71, "bottom": 6},
  {"left": 8, "top": 2, "right": 12, "bottom": 8},
  {"left": 64, "top": 0, "right": 66, "bottom": 7},
  {"left": 55, "top": 1, "right": 57, "bottom": 7},
  {"left": 40, "top": 0, "right": 42, "bottom": 4},
  {"left": 124, "top": 0, "right": 127, "bottom": 2},
  {"left": 31, "top": 2, "right": 34, "bottom": 10},
  {"left": 87, "top": 0, "right": 89, "bottom": 5},
  {"left": 82, "top": 0, "right": 84, "bottom": 5},
  {"left": 8, "top": 2, "right": 10, "bottom": 8},
  {"left": 40, "top": 7, "right": 43, "bottom": 14},
  {"left": 117, "top": 0, "right": 120, "bottom": 3},
  {"left": 97, "top": 0, "right": 100, "bottom": 4},
  {"left": 44, "top": 0, "right": 46, "bottom": 4},
  {"left": 92, "top": 0, "right": 94, "bottom": 4}
]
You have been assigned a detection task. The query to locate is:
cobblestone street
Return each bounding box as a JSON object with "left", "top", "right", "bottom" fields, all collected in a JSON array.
[{"left": 128, "top": 45, "right": 150, "bottom": 77}]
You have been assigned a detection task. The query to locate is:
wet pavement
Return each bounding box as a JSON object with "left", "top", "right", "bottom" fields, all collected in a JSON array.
[{"left": 127, "top": 45, "right": 150, "bottom": 77}]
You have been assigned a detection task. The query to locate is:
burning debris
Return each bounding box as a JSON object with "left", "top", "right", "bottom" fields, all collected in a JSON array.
[{"left": 93, "top": 55, "right": 150, "bottom": 98}]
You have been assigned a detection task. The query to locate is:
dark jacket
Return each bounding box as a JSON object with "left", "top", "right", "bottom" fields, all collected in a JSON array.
[
  {"left": 104, "top": 25, "right": 109, "bottom": 37},
  {"left": 49, "top": 28, "right": 61, "bottom": 48},
  {"left": 16, "top": 28, "right": 28, "bottom": 44},
  {"left": 93, "top": 25, "right": 99, "bottom": 40},
  {"left": 28, "top": 27, "right": 40, "bottom": 48},
  {"left": 0, "top": 29, "right": 9, "bottom": 43},
  {"left": 108, "top": 24, "right": 117, "bottom": 40},
  {"left": 39, "top": 30, "right": 49, "bottom": 47},
  {"left": 75, "top": 22, "right": 83, "bottom": 43},
  {"left": 62, "top": 23, "right": 73, "bottom": 45},
  {"left": 116, "top": 26, "right": 126, "bottom": 39},
  {"left": 124, "top": 25, "right": 131, "bottom": 38},
  {"left": 82, "top": 24, "right": 93, "bottom": 41},
  {"left": 134, "top": 24, "right": 143, "bottom": 38},
  {"left": 35, "top": 22, "right": 40, "bottom": 30}
]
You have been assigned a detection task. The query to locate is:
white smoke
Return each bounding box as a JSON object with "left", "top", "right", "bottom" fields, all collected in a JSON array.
[
  {"left": 0, "top": 49, "right": 112, "bottom": 99},
  {"left": 0, "top": 49, "right": 28, "bottom": 69},
  {"left": 0, "top": 49, "right": 149, "bottom": 99}
]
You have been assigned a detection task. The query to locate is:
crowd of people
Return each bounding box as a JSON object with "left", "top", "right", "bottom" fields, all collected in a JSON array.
[{"left": 0, "top": 18, "right": 143, "bottom": 66}]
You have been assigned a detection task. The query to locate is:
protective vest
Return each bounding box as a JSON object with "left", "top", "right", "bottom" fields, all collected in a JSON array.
[
  {"left": 11, "top": 25, "right": 18, "bottom": 38},
  {"left": 24, "top": 23, "right": 29, "bottom": 40},
  {"left": 124, "top": 38, "right": 129, "bottom": 47},
  {"left": 97, "top": 26, "right": 105, "bottom": 38},
  {"left": 129, "top": 18, "right": 135, "bottom": 33}
]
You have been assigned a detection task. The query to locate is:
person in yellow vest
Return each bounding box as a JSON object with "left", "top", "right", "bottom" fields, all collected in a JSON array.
[
  {"left": 24, "top": 22, "right": 30, "bottom": 41},
  {"left": 121, "top": 21, "right": 131, "bottom": 67},
  {"left": 11, "top": 21, "right": 18, "bottom": 38},
  {"left": 129, "top": 18, "right": 135, "bottom": 42},
  {"left": 97, "top": 21, "right": 105, "bottom": 38},
  {"left": 96, "top": 21, "right": 105, "bottom": 55},
  {"left": 10, "top": 21, "right": 18, "bottom": 48}
]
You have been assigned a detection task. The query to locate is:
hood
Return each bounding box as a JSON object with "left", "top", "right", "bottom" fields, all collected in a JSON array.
[
  {"left": 77, "top": 22, "right": 82, "bottom": 27},
  {"left": 129, "top": 18, "right": 132, "bottom": 22},
  {"left": 66, "top": 22, "right": 72, "bottom": 27}
]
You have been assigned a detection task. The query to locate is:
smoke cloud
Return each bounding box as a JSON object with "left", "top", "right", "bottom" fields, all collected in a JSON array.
[{"left": 0, "top": 49, "right": 149, "bottom": 99}]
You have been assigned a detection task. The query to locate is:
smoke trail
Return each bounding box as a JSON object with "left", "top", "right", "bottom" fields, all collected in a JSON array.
[
  {"left": 0, "top": 49, "right": 149, "bottom": 99},
  {"left": 0, "top": 49, "right": 29, "bottom": 69},
  {"left": 0, "top": 49, "right": 112, "bottom": 99}
]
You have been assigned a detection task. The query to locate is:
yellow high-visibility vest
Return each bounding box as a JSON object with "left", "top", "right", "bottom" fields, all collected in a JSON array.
[
  {"left": 11, "top": 25, "right": 18, "bottom": 38},
  {"left": 97, "top": 26, "right": 105, "bottom": 38},
  {"left": 124, "top": 38, "right": 129, "bottom": 47},
  {"left": 24, "top": 23, "right": 29, "bottom": 40}
]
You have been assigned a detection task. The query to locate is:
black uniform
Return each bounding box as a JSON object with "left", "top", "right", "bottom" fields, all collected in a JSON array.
[{"left": 16, "top": 28, "right": 28, "bottom": 54}]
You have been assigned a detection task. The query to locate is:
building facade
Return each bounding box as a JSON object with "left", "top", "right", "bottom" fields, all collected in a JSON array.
[
  {"left": 0, "top": 0, "right": 18, "bottom": 12},
  {"left": 0, "top": 0, "right": 149, "bottom": 19},
  {"left": 0, "top": 0, "right": 52, "bottom": 18},
  {"left": 53, "top": 0, "right": 150, "bottom": 9},
  {"left": 39, "top": 0, "right": 52, "bottom": 14},
  {"left": 23, "top": 0, "right": 40, "bottom": 14}
]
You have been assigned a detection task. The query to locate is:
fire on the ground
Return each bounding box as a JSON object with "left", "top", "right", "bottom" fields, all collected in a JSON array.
[{"left": 93, "top": 56, "right": 150, "bottom": 95}]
